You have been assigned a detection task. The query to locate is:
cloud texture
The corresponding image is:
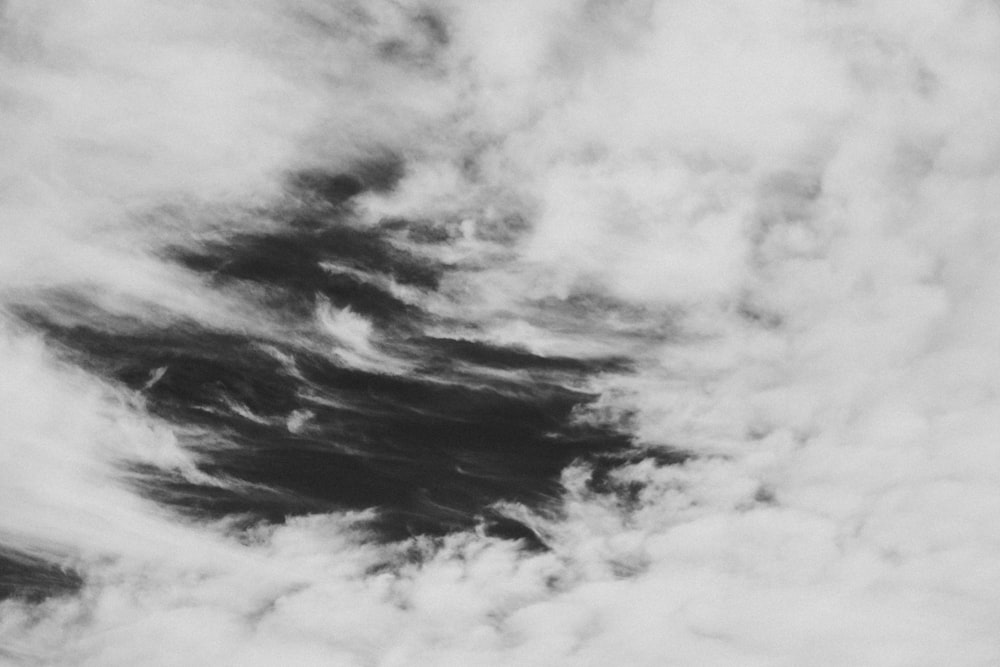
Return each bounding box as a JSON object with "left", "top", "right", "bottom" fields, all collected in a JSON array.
[{"left": 2, "top": 0, "right": 1000, "bottom": 665}]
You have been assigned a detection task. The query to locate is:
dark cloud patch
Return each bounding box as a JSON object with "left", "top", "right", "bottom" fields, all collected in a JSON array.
[
  {"left": 16, "top": 189, "right": 648, "bottom": 546},
  {"left": 0, "top": 552, "right": 82, "bottom": 603},
  {"left": 23, "top": 310, "right": 634, "bottom": 541}
]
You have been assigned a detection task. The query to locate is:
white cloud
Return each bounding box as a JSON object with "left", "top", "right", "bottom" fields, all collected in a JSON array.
[{"left": 3, "top": 0, "right": 1000, "bottom": 665}]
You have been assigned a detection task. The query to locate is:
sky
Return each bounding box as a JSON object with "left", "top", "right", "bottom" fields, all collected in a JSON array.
[{"left": 2, "top": 0, "right": 1000, "bottom": 665}]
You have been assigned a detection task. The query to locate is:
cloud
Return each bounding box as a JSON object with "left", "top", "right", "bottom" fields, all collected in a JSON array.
[{"left": 2, "top": 0, "right": 1000, "bottom": 665}]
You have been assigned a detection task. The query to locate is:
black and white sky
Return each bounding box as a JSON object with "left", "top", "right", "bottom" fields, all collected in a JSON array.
[{"left": 1, "top": 1, "right": 1000, "bottom": 665}]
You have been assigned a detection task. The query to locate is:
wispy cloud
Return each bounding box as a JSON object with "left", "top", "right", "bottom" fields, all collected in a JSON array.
[{"left": 2, "top": 1, "right": 1000, "bottom": 665}]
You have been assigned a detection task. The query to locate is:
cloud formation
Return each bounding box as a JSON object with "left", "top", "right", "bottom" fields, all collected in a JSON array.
[{"left": 2, "top": 0, "right": 1000, "bottom": 665}]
